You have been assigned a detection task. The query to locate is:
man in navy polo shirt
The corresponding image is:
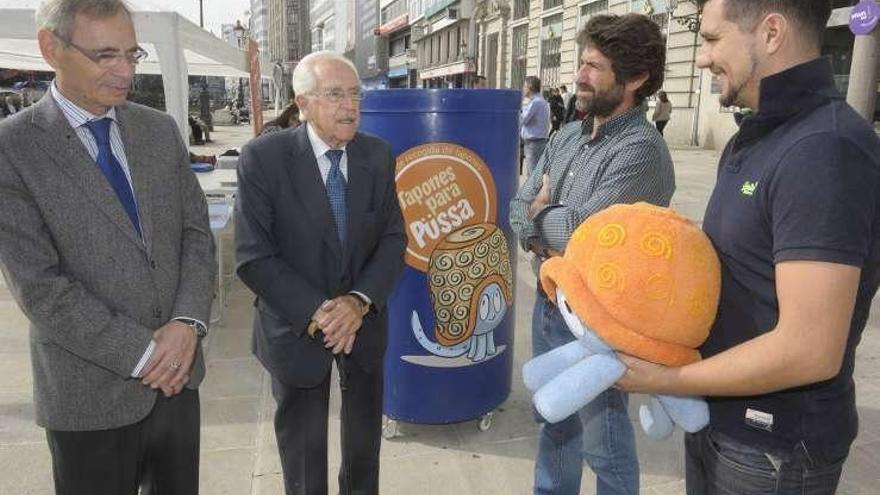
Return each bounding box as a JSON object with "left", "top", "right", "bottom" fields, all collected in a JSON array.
[{"left": 616, "top": 1, "right": 880, "bottom": 494}]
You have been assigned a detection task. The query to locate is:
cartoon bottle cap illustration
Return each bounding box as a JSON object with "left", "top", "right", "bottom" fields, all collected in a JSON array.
[{"left": 539, "top": 202, "right": 721, "bottom": 367}]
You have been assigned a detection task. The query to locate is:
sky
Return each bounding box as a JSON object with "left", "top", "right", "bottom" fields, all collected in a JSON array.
[{"left": 147, "top": 0, "right": 252, "bottom": 37}]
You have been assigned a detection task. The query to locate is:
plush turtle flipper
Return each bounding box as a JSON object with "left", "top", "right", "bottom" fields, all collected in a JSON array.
[
  {"left": 532, "top": 353, "right": 625, "bottom": 424},
  {"left": 523, "top": 340, "right": 590, "bottom": 392}
]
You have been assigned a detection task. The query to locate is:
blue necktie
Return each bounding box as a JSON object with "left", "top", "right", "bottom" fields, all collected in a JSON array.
[
  {"left": 325, "top": 149, "right": 347, "bottom": 244},
  {"left": 84, "top": 118, "right": 141, "bottom": 237}
]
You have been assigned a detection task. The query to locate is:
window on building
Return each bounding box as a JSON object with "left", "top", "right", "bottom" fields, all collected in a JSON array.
[
  {"left": 543, "top": 0, "right": 562, "bottom": 9},
  {"left": 513, "top": 0, "right": 530, "bottom": 20},
  {"left": 540, "top": 13, "right": 562, "bottom": 88},
  {"left": 576, "top": 1, "right": 609, "bottom": 69},
  {"left": 381, "top": 0, "right": 406, "bottom": 25},
  {"left": 511, "top": 24, "right": 528, "bottom": 90},
  {"left": 578, "top": 0, "right": 608, "bottom": 31},
  {"left": 391, "top": 35, "right": 408, "bottom": 57}
]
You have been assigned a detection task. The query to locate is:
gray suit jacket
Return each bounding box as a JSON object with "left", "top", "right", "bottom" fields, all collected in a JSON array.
[
  {"left": 235, "top": 125, "right": 406, "bottom": 388},
  {"left": 0, "top": 96, "right": 216, "bottom": 431}
]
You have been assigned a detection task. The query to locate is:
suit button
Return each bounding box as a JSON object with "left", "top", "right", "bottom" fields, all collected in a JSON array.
[
  {"left": 150, "top": 260, "right": 157, "bottom": 270},
  {"left": 153, "top": 308, "right": 162, "bottom": 319}
]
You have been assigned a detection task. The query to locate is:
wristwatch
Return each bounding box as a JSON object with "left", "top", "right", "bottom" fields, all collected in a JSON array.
[{"left": 176, "top": 317, "right": 208, "bottom": 338}]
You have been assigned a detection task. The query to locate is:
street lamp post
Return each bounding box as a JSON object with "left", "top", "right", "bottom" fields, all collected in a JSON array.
[
  {"left": 233, "top": 20, "right": 247, "bottom": 118},
  {"left": 197, "top": 0, "right": 213, "bottom": 133}
]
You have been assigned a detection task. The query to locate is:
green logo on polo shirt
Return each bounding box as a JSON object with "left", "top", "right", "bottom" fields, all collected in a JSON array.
[{"left": 740, "top": 181, "right": 759, "bottom": 196}]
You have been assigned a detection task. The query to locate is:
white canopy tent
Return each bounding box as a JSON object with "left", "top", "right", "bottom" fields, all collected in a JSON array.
[{"left": 0, "top": 0, "right": 271, "bottom": 138}]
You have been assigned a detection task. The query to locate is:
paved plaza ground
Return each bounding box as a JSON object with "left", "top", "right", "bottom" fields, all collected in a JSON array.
[{"left": 1, "top": 121, "right": 878, "bottom": 494}]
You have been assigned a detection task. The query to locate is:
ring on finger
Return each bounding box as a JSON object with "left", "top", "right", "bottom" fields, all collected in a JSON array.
[{"left": 170, "top": 361, "right": 181, "bottom": 370}]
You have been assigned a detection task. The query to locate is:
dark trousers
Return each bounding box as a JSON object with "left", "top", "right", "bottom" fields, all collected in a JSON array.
[
  {"left": 272, "top": 356, "right": 384, "bottom": 495},
  {"left": 46, "top": 388, "right": 200, "bottom": 495},
  {"left": 655, "top": 120, "right": 668, "bottom": 136},
  {"left": 685, "top": 428, "right": 846, "bottom": 495}
]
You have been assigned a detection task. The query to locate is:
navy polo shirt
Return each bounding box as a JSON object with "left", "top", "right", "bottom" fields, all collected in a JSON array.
[{"left": 701, "top": 58, "right": 880, "bottom": 463}]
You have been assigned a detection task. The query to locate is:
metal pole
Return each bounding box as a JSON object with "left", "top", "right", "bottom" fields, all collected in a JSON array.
[
  {"left": 197, "top": 0, "right": 213, "bottom": 133},
  {"left": 846, "top": 25, "right": 880, "bottom": 121}
]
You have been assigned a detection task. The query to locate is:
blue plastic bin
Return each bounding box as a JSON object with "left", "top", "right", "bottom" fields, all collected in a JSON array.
[{"left": 360, "top": 89, "right": 521, "bottom": 425}]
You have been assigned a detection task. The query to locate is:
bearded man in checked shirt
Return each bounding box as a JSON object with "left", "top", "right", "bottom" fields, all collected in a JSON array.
[{"left": 510, "top": 14, "right": 675, "bottom": 495}]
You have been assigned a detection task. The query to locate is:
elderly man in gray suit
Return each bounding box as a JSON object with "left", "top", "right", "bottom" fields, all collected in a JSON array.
[
  {"left": 236, "top": 51, "right": 406, "bottom": 495},
  {"left": 0, "top": 1, "right": 215, "bottom": 494}
]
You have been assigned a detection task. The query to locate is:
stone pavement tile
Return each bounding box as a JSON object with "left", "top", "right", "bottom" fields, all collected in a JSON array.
[
  {"left": 380, "top": 421, "right": 465, "bottom": 461},
  {"left": 644, "top": 479, "right": 686, "bottom": 494},
  {"left": 0, "top": 443, "right": 53, "bottom": 495},
  {"left": 0, "top": 352, "right": 32, "bottom": 394},
  {"left": 252, "top": 472, "right": 284, "bottom": 495},
  {"left": 839, "top": 441, "right": 880, "bottom": 494},
  {"left": 378, "top": 450, "right": 470, "bottom": 495},
  {"left": 452, "top": 437, "right": 538, "bottom": 495},
  {"left": 0, "top": 392, "right": 43, "bottom": 445},
  {"left": 200, "top": 357, "right": 265, "bottom": 399},
  {"left": 201, "top": 396, "right": 263, "bottom": 451},
  {"left": 453, "top": 394, "right": 537, "bottom": 448},
  {"left": 255, "top": 444, "right": 282, "bottom": 478},
  {"left": 0, "top": 301, "right": 30, "bottom": 353},
  {"left": 199, "top": 447, "right": 258, "bottom": 495},
  {"left": 853, "top": 382, "right": 880, "bottom": 448}
]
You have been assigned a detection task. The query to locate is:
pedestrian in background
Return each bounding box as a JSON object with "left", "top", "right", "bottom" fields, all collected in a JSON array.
[
  {"left": 520, "top": 75, "right": 551, "bottom": 175},
  {"left": 652, "top": 90, "right": 672, "bottom": 135}
]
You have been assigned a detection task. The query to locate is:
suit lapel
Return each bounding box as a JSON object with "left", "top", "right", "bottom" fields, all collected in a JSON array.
[
  {"left": 287, "top": 126, "right": 342, "bottom": 259},
  {"left": 343, "top": 137, "right": 372, "bottom": 264},
  {"left": 31, "top": 97, "right": 145, "bottom": 250},
  {"left": 115, "top": 105, "right": 156, "bottom": 254}
]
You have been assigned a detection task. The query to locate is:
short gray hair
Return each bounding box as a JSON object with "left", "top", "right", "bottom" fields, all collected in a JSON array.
[
  {"left": 36, "top": 0, "right": 131, "bottom": 41},
  {"left": 291, "top": 51, "right": 359, "bottom": 97}
]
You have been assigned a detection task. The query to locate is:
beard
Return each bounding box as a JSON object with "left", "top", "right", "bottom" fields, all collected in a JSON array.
[
  {"left": 718, "top": 45, "right": 759, "bottom": 108},
  {"left": 577, "top": 81, "right": 625, "bottom": 118}
]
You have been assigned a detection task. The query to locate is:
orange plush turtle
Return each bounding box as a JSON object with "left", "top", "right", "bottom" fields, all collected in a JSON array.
[{"left": 522, "top": 202, "right": 721, "bottom": 439}]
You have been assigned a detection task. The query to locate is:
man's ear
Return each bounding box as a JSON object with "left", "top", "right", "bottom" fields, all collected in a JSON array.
[
  {"left": 294, "top": 93, "right": 309, "bottom": 121},
  {"left": 761, "top": 12, "right": 788, "bottom": 55},
  {"left": 625, "top": 72, "right": 650, "bottom": 96},
  {"left": 37, "top": 29, "right": 61, "bottom": 70}
]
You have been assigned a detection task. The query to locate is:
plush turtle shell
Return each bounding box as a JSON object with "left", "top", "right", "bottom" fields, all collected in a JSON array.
[{"left": 540, "top": 202, "right": 721, "bottom": 367}]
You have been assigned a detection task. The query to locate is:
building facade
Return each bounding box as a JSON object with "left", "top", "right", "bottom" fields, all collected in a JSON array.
[
  {"left": 411, "top": 0, "right": 478, "bottom": 88},
  {"left": 266, "top": 0, "right": 310, "bottom": 100},
  {"left": 379, "top": 0, "right": 417, "bottom": 88}
]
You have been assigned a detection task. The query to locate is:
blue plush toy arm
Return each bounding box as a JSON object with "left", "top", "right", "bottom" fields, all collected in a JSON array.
[
  {"left": 639, "top": 394, "right": 709, "bottom": 440},
  {"left": 523, "top": 340, "right": 590, "bottom": 392},
  {"left": 533, "top": 352, "right": 626, "bottom": 424}
]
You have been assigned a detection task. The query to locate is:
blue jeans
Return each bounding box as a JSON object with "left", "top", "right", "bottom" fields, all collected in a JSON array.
[
  {"left": 523, "top": 138, "right": 548, "bottom": 176},
  {"left": 685, "top": 428, "right": 846, "bottom": 495},
  {"left": 532, "top": 292, "right": 639, "bottom": 495}
]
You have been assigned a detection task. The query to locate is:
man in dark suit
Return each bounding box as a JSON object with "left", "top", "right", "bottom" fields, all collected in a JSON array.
[
  {"left": 235, "top": 51, "right": 406, "bottom": 495},
  {"left": 0, "top": 1, "right": 215, "bottom": 494}
]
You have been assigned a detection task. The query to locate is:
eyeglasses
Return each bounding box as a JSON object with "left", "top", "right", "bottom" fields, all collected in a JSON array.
[
  {"left": 311, "top": 88, "right": 364, "bottom": 103},
  {"left": 54, "top": 32, "right": 148, "bottom": 69}
]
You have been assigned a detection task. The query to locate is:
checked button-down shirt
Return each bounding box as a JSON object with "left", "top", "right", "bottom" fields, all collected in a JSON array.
[{"left": 509, "top": 103, "right": 676, "bottom": 271}]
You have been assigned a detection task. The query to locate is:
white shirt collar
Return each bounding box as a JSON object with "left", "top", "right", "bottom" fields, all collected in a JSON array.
[
  {"left": 306, "top": 122, "right": 347, "bottom": 160},
  {"left": 50, "top": 81, "right": 117, "bottom": 129}
]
